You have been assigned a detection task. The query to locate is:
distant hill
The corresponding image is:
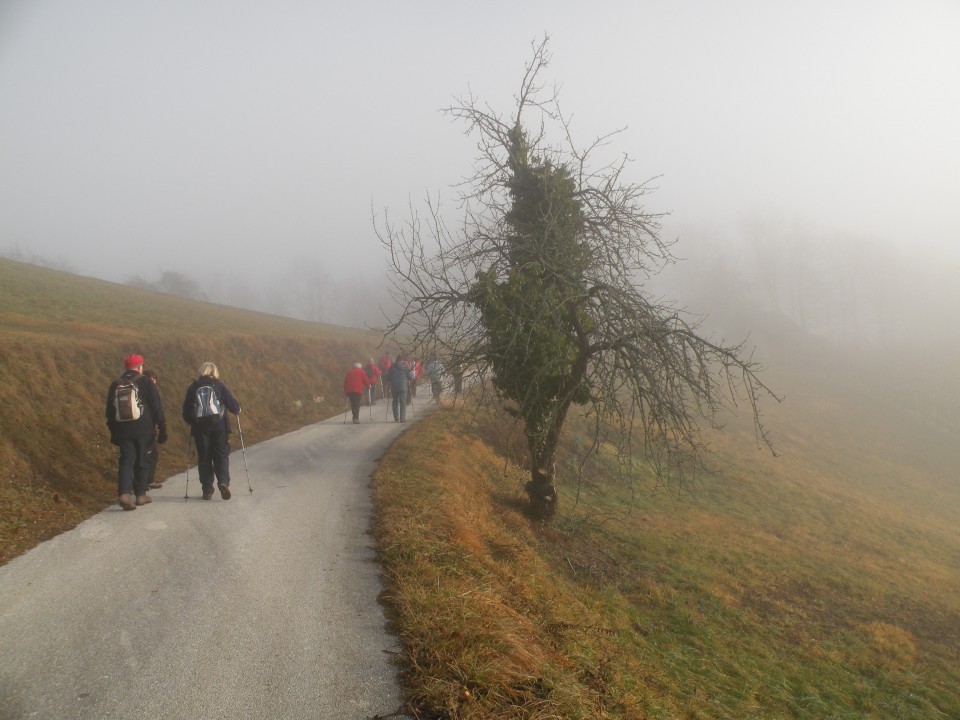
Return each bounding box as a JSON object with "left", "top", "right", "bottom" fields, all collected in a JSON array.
[{"left": 0, "top": 257, "right": 387, "bottom": 562}]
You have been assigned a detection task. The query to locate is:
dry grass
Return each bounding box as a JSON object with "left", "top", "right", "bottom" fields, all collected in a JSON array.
[
  {"left": 373, "top": 369, "right": 960, "bottom": 718},
  {"left": 0, "top": 258, "right": 387, "bottom": 562},
  {"left": 6, "top": 257, "right": 960, "bottom": 717}
]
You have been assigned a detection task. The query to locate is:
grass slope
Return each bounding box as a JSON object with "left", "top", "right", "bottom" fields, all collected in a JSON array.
[
  {"left": 5, "top": 257, "right": 960, "bottom": 718},
  {"left": 0, "top": 258, "right": 384, "bottom": 562},
  {"left": 373, "top": 367, "right": 960, "bottom": 717}
]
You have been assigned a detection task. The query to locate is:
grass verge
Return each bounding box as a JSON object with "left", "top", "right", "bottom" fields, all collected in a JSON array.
[{"left": 372, "top": 398, "right": 960, "bottom": 719}]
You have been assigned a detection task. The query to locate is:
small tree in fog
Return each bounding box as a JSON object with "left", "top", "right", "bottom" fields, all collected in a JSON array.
[
  {"left": 127, "top": 271, "right": 207, "bottom": 301},
  {"left": 378, "top": 39, "right": 776, "bottom": 519}
]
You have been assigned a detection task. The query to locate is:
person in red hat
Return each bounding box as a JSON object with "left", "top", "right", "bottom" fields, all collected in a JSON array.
[{"left": 105, "top": 353, "right": 168, "bottom": 510}]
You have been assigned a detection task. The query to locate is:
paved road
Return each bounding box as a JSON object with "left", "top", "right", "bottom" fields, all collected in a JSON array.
[{"left": 0, "top": 397, "right": 429, "bottom": 720}]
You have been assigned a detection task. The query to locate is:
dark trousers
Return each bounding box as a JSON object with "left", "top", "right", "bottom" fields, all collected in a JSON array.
[
  {"left": 392, "top": 389, "right": 408, "bottom": 422},
  {"left": 348, "top": 392, "right": 362, "bottom": 422},
  {"left": 117, "top": 436, "right": 152, "bottom": 497},
  {"left": 134, "top": 435, "right": 158, "bottom": 488},
  {"left": 194, "top": 429, "right": 231, "bottom": 492}
]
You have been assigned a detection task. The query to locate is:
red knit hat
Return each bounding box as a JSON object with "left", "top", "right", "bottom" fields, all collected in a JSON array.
[{"left": 125, "top": 354, "right": 144, "bottom": 369}]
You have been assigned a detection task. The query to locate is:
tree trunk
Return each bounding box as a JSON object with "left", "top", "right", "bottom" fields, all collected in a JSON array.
[
  {"left": 525, "top": 459, "right": 558, "bottom": 520},
  {"left": 525, "top": 420, "right": 562, "bottom": 520}
]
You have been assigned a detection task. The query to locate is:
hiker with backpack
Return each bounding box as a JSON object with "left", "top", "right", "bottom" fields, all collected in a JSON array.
[
  {"left": 425, "top": 357, "right": 445, "bottom": 403},
  {"left": 343, "top": 362, "right": 372, "bottom": 424},
  {"left": 182, "top": 362, "right": 241, "bottom": 500},
  {"left": 105, "top": 354, "right": 168, "bottom": 511},
  {"left": 386, "top": 354, "right": 412, "bottom": 423},
  {"left": 408, "top": 358, "right": 422, "bottom": 399}
]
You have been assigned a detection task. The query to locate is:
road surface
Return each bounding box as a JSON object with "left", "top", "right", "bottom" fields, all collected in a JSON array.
[{"left": 0, "top": 397, "right": 429, "bottom": 719}]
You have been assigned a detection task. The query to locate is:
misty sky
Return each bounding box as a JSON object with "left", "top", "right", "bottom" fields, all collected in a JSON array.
[{"left": 1, "top": 0, "right": 958, "bottom": 295}]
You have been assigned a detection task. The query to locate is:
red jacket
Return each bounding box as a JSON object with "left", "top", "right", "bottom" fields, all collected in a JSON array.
[{"left": 344, "top": 367, "right": 371, "bottom": 395}]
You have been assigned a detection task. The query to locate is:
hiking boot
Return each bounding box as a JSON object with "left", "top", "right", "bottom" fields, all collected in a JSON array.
[
  {"left": 117, "top": 493, "right": 136, "bottom": 511},
  {"left": 135, "top": 495, "right": 152, "bottom": 506},
  {"left": 202, "top": 491, "right": 213, "bottom": 500},
  {"left": 218, "top": 484, "right": 231, "bottom": 500}
]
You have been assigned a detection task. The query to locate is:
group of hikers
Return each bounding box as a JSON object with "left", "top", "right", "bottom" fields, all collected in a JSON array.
[
  {"left": 105, "top": 350, "right": 450, "bottom": 511},
  {"left": 105, "top": 354, "right": 241, "bottom": 511},
  {"left": 342, "top": 353, "right": 445, "bottom": 424}
]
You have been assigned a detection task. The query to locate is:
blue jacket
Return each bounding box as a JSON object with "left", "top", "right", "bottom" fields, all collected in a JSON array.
[
  {"left": 386, "top": 361, "right": 411, "bottom": 394},
  {"left": 182, "top": 378, "right": 241, "bottom": 436}
]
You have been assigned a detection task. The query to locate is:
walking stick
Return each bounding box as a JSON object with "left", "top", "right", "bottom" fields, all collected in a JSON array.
[
  {"left": 343, "top": 398, "right": 349, "bottom": 424},
  {"left": 184, "top": 435, "right": 193, "bottom": 500},
  {"left": 235, "top": 413, "right": 253, "bottom": 494}
]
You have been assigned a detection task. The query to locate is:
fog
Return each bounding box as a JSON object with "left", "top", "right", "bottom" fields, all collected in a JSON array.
[{"left": 1, "top": 0, "right": 958, "bottom": 334}]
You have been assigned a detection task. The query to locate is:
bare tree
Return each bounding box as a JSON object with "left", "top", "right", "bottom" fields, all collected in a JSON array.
[{"left": 377, "top": 38, "right": 777, "bottom": 518}]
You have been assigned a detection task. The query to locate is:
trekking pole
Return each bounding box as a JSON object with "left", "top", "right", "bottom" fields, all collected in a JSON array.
[
  {"left": 235, "top": 413, "right": 253, "bottom": 494},
  {"left": 184, "top": 435, "right": 193, "bottom": 500},
  {"left": 343, "top": 399, "right": 349, "bottom": 424}
]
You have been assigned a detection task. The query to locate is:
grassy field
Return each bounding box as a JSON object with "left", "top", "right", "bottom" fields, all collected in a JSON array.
[
  {"left": 0, "top": 257, "right": 386, "bottom": 562},
  {"left": 5, "top": 256, "right": 959, "bottom": 718},
  {"left": 372, "top": 361, "right": 960, "bottom": 717}
]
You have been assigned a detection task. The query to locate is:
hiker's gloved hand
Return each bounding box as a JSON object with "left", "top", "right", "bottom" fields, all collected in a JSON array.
[{"left": 157, "top": 429, "right": 168, "bottom": 445}]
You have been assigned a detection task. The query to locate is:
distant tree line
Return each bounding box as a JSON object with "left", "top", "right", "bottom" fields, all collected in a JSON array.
[{"left": 125, "top": 263, "right": 394, "bottom": 330}]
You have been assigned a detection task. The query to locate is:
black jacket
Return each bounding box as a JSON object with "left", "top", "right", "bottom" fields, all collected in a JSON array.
[
  {"left": 182, "top": 378, "right": 241, "bottom": 436},
  {"left": 386, "top": 361, "right": 411, "bottom": 394},
  {"left": 105, "top": 369, "right": 167, "bottom": 443}
]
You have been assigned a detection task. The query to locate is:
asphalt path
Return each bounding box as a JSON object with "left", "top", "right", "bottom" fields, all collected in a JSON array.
[{"left": 0, "top": 395, "right": 430, "bottom": 720}]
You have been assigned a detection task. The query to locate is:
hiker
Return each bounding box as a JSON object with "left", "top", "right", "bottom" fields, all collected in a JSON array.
[
  {"left": 386, "top": 354, "right": 411, "bottom": 423},
  {"left": 452, "top": 363, "right": 464, "bottom": 397},
  {"left": 182, "top": 362, "right": 241, "bottom": 500},
  {"left": 425, "top": 357, "right": 444, "bottom": 403},
  {"left": 364, "top": 357, "right": 381, "bottom": 406},
  {"left": 343, "top": 362, "right": 371, "bottom": 424},
  {"left": 137, "top": 368, "right": 164, "bottom": 490},
  {"left": 410, "top": 358, "right": 423, "bottom": 399},
  {"left": 378, "top": 354, "right": 393, "bottom": 399},
  {"left": 105, "top": 353, "right": 168, "bottom": 511}
]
